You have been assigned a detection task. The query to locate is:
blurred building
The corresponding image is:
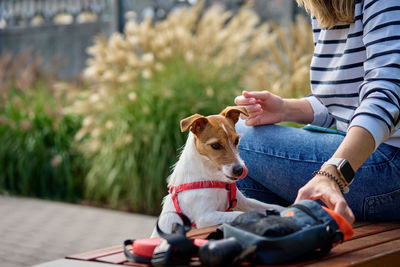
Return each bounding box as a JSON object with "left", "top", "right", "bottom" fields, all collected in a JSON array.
[{"left": 0, "top": 0, "right": 304, "bottom": 79}]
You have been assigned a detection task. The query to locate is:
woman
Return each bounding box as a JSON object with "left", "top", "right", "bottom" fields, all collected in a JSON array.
[{"left": 234, "top": 0, "right": 400, "bottom": 223}]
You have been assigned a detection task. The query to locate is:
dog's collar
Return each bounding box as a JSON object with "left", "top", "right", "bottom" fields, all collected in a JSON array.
[{"left": 168, "top": 181, "right": 238, "bottom": 228}]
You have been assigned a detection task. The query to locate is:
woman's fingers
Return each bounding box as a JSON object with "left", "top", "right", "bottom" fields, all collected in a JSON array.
[
  {"left": 244, "top": 104, "right": 262, "bottom": 114},
  {"left": 345, "top": 207, "right": 356, "bottom": 224},
  {"left": 334, "top": 200, "right": 346, "bottom": 216},
  {"left": 235, "top": 90, "right": 270, "bottom": 105},
  {"left": 234, "top": 94, "right": 263, "bottom": 122},
  {"left": 239, "top": 113, "right": 248, "bottom": 120},
  {"left": 295, "top": 182, "right": 320, "bottom": 202},
  {"left": 242, "top": 90, "right": 270, "bottom": 101},
  {"left": 234, "top": 95, "right": 256, "bottom": 105},
  {"left": 332, "top": 197, "right": 355, "bottom": 224},
  {"left": 323, "top": 193, "right": 355, "bottom": 224},
  {"left": 235, "top": 90, "right": 284, "bottom": 125},
  {"left": 295, "top": 187, "right": 309, "bottom": 203},
  {"left": 295, "top": 176, "right": 355, "bottom": 224},
  {"left": 245, "top": 115, "right": 262, "bottom": 126},
  {"left": 323, "top": 189, "right": 355, "bottom": 223}
]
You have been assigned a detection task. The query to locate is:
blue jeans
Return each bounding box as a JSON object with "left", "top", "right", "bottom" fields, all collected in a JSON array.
[{"left": 236, "top": 120, "right": 400, "bottom": 221}]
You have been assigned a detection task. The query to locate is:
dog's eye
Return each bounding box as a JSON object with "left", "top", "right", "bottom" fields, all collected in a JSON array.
[
  {"left": 234, "top": 137, "right": 240, "bottom": 146},
  {"left": 211, "top": 143, "right": 223, "bottom": 150}
]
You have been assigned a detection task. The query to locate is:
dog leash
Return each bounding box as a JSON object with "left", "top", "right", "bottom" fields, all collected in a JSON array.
[{"left": 169, "top": 181, "right": 238, "bottom": 228}]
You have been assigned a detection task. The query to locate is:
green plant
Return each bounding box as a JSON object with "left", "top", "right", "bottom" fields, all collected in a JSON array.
[
  {"left": 66, "top": 1, "right": 314, "bottom": 214},
  {"left": 69, "top": 56, "right": 241, "bottom": 214},
  {"left": 0, "top": 52, "right": 84, "bottom": 201}
]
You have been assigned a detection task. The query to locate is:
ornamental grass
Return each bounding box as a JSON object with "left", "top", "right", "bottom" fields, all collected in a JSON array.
[{"left": 65, "top": 1, "right": 314, "bottom": 214}]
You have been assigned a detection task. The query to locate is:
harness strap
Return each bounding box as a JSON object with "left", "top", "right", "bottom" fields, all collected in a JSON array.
[
  {"left": 169, "top": 181, "right": 238, "bottom": 228},
  {"left": 226, "top": 182, "right": 237, "bottom": 211}
]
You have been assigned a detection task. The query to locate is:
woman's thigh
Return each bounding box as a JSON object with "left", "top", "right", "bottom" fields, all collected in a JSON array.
[
  {"left": 235, "top": 120, "right": 400, "bottom": 221},
  {"left": 354, "top": 144, "right": 400, "bottom": 220}
]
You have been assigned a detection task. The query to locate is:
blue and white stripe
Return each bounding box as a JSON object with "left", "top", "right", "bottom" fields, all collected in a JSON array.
[{"left": 305, "top": 0, "right": 400, "bottom": 149}]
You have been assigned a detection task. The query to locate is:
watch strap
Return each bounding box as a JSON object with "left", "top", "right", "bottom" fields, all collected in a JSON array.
[
  {"left": 325, "top": 158, "right": 343, "bottom": 166},
  {"left": 325, "top": 158, "right": 354, "bottom": 187}
]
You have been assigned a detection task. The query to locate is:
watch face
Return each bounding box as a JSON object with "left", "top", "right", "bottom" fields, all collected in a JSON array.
[{"left": 339, "top": 160, "right": 354, "bottom": 184}]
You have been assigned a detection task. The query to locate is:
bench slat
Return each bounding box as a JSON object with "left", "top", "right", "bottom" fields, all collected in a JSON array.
[
  {"left": 304, "top": 239, "right": 400, "bottom": 267},
  {"left": 352, "top": 222, "right": 373, "bottom": 228},
  {"left": 123, "top": 261, "right": 149, "bottom": 266},
  {"left": 66, "top": 245, "right": 122, "bottom": 261},
  {"left": 330, "top": 228, "right": 400, "bottom": 256},
  {"left": 96, "top": 252, "right": 126, "bottom": 264},
  {"left": 282, "top": 228, "right": 400, "bottom": 266},
  {"left": 66, "top": 222, "right": 400, "bottom": 267},
  {"left": 351, "top": 222, "right": 400, "bottom": 240}
]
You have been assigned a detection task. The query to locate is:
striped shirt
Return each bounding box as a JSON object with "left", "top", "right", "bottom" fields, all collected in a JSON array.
[{"left": 305, "top": 0, "right": 400, "bottom": 149}]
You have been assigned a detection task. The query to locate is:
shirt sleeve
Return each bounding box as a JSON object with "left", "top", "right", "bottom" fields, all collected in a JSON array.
[
  {"left": 349, "top": 0, "right": 400, "bottom": 150},
  {"left": 304, "top": 95, "right": 335, "bottom": 127}
]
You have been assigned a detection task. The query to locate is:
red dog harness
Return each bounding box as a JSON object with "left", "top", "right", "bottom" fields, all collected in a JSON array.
[{"left": 168, "top": 181, "right": 238, "bottom": 228}]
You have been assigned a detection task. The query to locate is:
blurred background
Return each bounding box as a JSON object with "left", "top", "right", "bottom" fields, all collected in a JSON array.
[
  {"left": 0, "top": 0, "right": 314, "bottom": 215},
  {"left": 0, "top": 0, "right": 314, "bottom": 265}
]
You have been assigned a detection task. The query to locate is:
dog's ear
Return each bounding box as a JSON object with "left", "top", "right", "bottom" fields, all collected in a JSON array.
[
  {"left": 180, "top": 114, "right": 208, "bottom": 134},
  {"left": 220, "top": 106, "right": 249, "bottom": 124}
]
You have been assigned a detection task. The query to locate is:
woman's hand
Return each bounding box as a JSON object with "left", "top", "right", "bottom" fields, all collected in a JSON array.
[
  {"left": 295, "top": 166, "right": 355, "bottom": 224},
  {"left": 234, "top": 90, "right": 285, "bottom": 126},
  {"left": 297, "top": 126, "right": 374, "bottom": 224},
  {"left": 234, "top": 90, "right": 314, "bottom": 126}
]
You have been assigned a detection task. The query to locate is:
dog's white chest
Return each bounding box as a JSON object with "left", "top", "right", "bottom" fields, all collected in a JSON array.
[{"left": 166, "top": 188, "right": 231, "bottom": 215}]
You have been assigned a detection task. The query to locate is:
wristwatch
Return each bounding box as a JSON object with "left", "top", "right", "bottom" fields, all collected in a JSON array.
[{"left": 325, "top": 158, "right": 355, "bottom": 187}]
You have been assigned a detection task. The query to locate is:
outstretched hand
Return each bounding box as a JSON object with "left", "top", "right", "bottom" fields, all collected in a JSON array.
[
  {"left": 234, "top": 91, "right": 285, "bottom": 126},
  {"left": 295, "top": 172, "right": 355, "bottom": 224}
]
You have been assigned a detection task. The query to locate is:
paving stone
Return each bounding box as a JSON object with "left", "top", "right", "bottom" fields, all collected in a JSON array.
[{"left": 0, "top": 195, "right": 157, "bottom": 267}]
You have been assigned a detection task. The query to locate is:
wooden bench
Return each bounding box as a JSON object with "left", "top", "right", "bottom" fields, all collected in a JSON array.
[{"left": 65, "top": 222, "right": 400, "bottom": 266}]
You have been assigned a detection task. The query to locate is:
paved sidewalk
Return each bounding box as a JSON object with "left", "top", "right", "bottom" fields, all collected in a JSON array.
[{"left": 0, "top": 195, "right": 157, "bottom": 267}]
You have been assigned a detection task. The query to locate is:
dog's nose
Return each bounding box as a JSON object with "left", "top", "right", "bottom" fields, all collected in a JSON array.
[{"left": 232, "top": 165, "right": 244, "bottom": 177}]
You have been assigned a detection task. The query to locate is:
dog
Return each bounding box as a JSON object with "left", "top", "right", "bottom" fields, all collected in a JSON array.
[{"left": 151, "top": 106, "right": 283, "bottom": 237}]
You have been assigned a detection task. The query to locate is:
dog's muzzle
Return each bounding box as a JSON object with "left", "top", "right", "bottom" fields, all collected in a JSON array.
[{"left": 233, "top": 165, "right": 248, "bottom": 179}]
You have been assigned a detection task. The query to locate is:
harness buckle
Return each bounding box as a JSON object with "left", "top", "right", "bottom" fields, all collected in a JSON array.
[
  {"left": 226, "top": 183, "right": 231, "bottom": 190},
  {"left": 228, "top": 198, "right": 237, "bottom": 210}
]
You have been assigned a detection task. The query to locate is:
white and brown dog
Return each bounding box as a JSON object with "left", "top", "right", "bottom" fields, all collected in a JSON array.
[{"left": 152, "top": 106, "right": 283, "bottom": 237}]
